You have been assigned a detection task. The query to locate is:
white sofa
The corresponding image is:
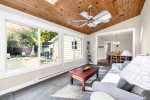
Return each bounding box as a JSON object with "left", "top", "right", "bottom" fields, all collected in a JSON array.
[{"left": 92, "top": 63, "right": 144, "bottom": 100}]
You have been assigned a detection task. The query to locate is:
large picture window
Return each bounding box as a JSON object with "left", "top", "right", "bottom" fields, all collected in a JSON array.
[
  {"left": 64, "top": 35, "right": 82, "bottom": 61},
  {"left": 7, "top": 22, "right": 39, "bottom": 70},
  {"left": 7, "top": 21, "right": 59, "bottom": 71}
]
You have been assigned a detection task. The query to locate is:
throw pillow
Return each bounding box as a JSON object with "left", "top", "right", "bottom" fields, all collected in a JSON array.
[
  {"left": 119, "top": 61, "right": 130, "bottom": 70},
  {"left": 131, "top": 86, "right": 145, "bottom": 96},
  {"left": 117, "top": 78, "right": 133, "bottom": 91}
]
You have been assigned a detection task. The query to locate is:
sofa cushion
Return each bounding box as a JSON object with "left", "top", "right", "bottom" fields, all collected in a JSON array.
[
  {"left": 117, "top": 78, "right": 133, "bottom": 91},
  {"left": 101, "top": 63, "right": 121, "bottom": 85},
  {"left": 101, "top": 71, "right": 121, "bottom": 85},
  {"left": 90, "top": 92, "right": 116, "bottom": 100},
  {"left": 92, "top": 82, "right": 144, "bottom": 100}
]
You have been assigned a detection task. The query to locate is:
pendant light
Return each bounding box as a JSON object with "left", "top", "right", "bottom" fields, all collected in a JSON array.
[{"left": 113, "top": 33, "right": 120, "bottom": 47}]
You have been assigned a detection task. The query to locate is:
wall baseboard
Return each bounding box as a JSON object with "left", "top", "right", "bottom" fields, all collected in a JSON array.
[{"left": 0, "top": 63, "right": 85, "bottom": 96}]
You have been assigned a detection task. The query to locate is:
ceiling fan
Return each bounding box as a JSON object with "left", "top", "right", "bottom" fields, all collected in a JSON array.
[{"left": 72, "top": 5, "right": 112, "bottom": 28}]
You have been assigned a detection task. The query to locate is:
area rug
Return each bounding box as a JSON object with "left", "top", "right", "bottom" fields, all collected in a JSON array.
[
  {"left": 51, "top": 66, "right": 110, "bottom": 100},
  {"left": 51, "top": 84, "right": 92, "bottom": 100}
]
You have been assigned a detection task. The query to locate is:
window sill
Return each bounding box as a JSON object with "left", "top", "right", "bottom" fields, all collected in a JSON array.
[
  {"left": 64, "top": 58, "right": 84, "bottom": 63},
  {"left": 0, "top": 62, "right": 61, "bottom": 80}
]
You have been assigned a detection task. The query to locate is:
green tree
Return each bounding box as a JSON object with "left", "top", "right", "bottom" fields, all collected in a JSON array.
[
  {"left": 19, "top": 28, "right": 38, "bottom": 48},
  {"left": 40, "top": 29, "right": 58, "bottom": 43},
  {"left": 7, "top": 27, "right": 38, "bottom": 48}
]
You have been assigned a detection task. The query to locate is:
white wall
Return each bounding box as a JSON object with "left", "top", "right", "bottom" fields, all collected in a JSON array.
[
  {"left": 0, "top": 5, "right": 87, "bottom": 95},
  {"left": 140, "top": 1, "right": 150, "bottom": 98},
  {"left": 87, "top": 15, "right": 141, "bottom": 64},
  {"left": 140, "top": 0, "right": 150, "bottom": 54}
]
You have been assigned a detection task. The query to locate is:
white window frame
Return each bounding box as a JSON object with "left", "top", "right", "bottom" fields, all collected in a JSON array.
[
  {"left": 0, "top": 19, "right": 62, "bottom": 79},
  {"left": 64, "top": 33, "right": 83, "bottom": 63}
]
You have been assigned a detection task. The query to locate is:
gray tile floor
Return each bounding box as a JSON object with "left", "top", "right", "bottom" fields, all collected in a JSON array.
[{"left": 0, "top": 65, "right": 110, "bottom": 100}]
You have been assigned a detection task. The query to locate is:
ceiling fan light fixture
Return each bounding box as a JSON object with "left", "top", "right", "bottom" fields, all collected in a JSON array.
[
  {"left": 45, "top": 0, "right": 58, "bottom": 5},
  {"left": 87, "top": 23, "right": 97, "bottom": 27}
]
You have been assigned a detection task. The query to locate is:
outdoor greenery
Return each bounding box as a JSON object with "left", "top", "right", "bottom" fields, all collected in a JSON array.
[
  {"left": 7, "top": 27, "right": 38, "bottom": 48},
  {"left": 7, "top": 28, "right": 58, "bottom": 49},
  {"left": 40, "top": 29, "right": 58, "bottom": 43}
]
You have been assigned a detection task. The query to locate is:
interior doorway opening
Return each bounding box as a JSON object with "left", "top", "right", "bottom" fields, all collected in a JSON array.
[{"left": 97, "top": 30, "right": 134, "bottom": 66}]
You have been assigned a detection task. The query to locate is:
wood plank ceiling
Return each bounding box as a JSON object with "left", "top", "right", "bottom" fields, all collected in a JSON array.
[{"left": 0, "top": 0, "right": 145, "bottom": 35}]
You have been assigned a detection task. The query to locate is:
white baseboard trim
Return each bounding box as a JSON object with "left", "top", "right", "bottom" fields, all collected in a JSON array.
[{"left": 0, "top": 63, "right": 85, "bottom": 96}]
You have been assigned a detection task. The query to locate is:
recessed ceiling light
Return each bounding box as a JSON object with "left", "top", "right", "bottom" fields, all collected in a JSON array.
[{"left": 45, "top": 0, "right": 58, "bottom": 5}]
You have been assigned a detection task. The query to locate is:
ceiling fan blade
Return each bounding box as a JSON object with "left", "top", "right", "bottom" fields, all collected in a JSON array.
[
  {"left": 80, "top": 11, "right": 90, "bottom": 20},
  {"left": 79, "top": 22, "right": 88, "bottom": 27},
  {"left": 93, "top": 10, "right": 110, "bottom": 20},
  {"left": 97, "top": 13, "right": 112, "bottom": 21},
  {"left": 93, "top": 19, "right": 110, "bottom": 25},
  {"left": 72, "top": 20, "right": 88, "bottom": 23},
  {"left": 87, "top": 23, "right": 97, "bottom": 27}
]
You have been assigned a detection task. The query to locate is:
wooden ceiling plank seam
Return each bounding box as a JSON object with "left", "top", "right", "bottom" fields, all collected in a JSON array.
[
  {"left": 123, "top": 0, "right": 128, "bottom": 22},
  {"left": 34, "top": 0, "right": 84, "bottom": 25},
  {"left": 72, "top": 0, "right": 88, "bottom": 13},
  {"left": 102, "top": 0, "right": 115, "bottom": 16},
  {"left": 132, "top": 0, "right": 139, "bottom": 17},
  {"left": 122, "top": 0, "right": 129, "bottom": 22},
  {"left": 42, "top": 0, "right": 84, "bottom": 20},
  {"left": 20, "top": 0, "right": 81, "bottom": 25},
  {"left": 110, "top": 0, "right": 119, "bottom": 15},
  {"left": 87, "top": 0, "right": 100, "bottom": 16},
  {"left": 108, "top": 0, "right": 118, "bottom": 16},
  {"left": 126, "top": 0, "right": 131, "bottom": 21},
  {"left": 120, "top": 0, "right": 126, "bottom": 23}
]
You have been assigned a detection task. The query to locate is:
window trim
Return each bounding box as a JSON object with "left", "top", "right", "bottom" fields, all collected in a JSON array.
[
  {"left": 0, "top": 62, "right": 62, "bottom": 80},
  {"left": 5, "top": 20, "right": 61, "bottom": 73},
  {"left": 64, "top": 34, "right": 83, "bottom": 63}
]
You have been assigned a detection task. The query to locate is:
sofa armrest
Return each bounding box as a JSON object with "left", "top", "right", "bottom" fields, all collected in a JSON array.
[{"left": 92, "top": 81, "right": 144, "bottom": 100}]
